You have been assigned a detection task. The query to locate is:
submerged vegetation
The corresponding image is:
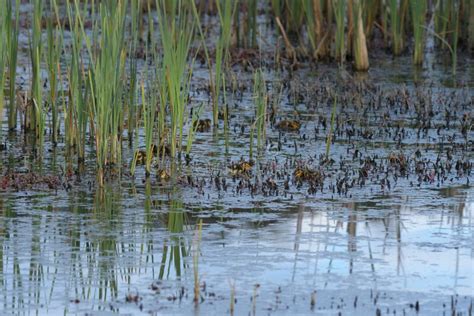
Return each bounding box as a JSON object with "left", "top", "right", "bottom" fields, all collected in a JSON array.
[{"left": 0, "top": 0, "right": 472, "bottom": 186}]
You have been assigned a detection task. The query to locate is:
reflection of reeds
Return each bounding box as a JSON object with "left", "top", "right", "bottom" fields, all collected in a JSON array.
[
  {"left": 193, "top": 219, "right": 203, "bottom": 306},
  {"left": 159, "top": 198, "right": 188, "bottom": 280}
]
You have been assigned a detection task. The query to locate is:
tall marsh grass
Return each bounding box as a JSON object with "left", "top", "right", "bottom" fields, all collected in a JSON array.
[
  {"left": 156, "top": 0, "right": 195, "bottom": 158},
  {"left": 0, "top": 4, "right": 8, "bottom": 138},
  {"left": 0, "top": 0, "right": 469, "bottom": 188},
  {"left": 30, "top": 0, "right": 44, "bottom": 144},
  {"left": 6, "top": 0, "right": 20, "bottom": 131},
  {"left": 410, "top": 0, "right": 427, "bottom": 65},
  {"left": 84, "top": 0, "right": 128, "bottom": 185}
]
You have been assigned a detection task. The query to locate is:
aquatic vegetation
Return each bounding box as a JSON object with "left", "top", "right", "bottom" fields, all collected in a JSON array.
[
  {"left": 326, "top": 97, "right": 337, "bottom": 159},
  {"left": 85, "top": 0, "right": 128, "bottom": 185},
  {"left": 46, "top": 0, "right": 63, "bottom": 144},
  {"left": 0, "top": 0, "right": 469, "bottom": 190},
  {"left": 434, "top": 0, "right": 460, "bottom": 73},
  {"left": 30, "top": 0, "right": 44, "bottom": 144},
  {"left": 353, "top": 0, "right": 369, "bottom": 71},
  {"left": 156, "top": 0, "right": 195, "bottom": 158},
  {"left": 410, "top": 0, "right": 427, "bottom": 65},
  {"left": 333, "top": 0, "right": 346, "bottom": 64},
  {"left": 470, "top": 0, "right": 474, "bottom": 52},
  {"left": 0, "top": 5, "right": 7, "bottom": 138},
  {"left": 213, "top": 0, "right": 236, "bottom": 127},
  {"left": 390, "top": 0, "right": 408, "bottom": 55},
  {"left": 141, "top": 81, "right": 156, "bottom": 176},
  {"left": 6, "top": 0, "right": 20, "bottom": 131},
  {"left": 253, "top": 69, "right": 267, "bottom": 152}
]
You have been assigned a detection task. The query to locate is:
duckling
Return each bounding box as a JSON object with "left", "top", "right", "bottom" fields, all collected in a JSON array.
[
  {"left": 388, "top": 152, "right": 408, "bottom": 172},
  {"left": 276, "top": 120, "right": 301, "bottom": 132},
  {"left": 157, "top": 169, "right": 170, "bottom": 181},
  {"left": 228, "top": 159, "right": 254, "bottom": 177},
  {"left": 294, "top": 166, "right": 323, "bottom": 185},
  {"left": 134, "top": 144, "right": 159, "bottom": 165},
  {"left": 194, "top": 119, "right": 212, "bottom": 132}
]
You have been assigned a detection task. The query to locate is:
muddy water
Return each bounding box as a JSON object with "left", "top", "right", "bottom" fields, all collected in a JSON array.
[{"left": 1, "top": 17, "right": 474, "bottom": 316}]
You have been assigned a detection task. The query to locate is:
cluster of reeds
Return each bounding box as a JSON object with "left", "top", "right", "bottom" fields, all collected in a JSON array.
[
  {"left": 156, "top": 0, "right": 195, "bottom": 158},
  {"left": 410, "top": 0, "right": 427, "bottom": 65},
  {"left": 434, "top": 0, "right": 462, "bottom": 73},
  {"left": 85, "top": 0, "right": 128, "bottom": 185},
  {"left": 6, "top": 0, "right": 20, "bottom": 131},
  {"left": 0, "top": 4, "right": 7, "bottom": 140},
  {"left": 30, "top": 0, "right": 44, "bottom": 143},
  {"left": 270, "top": 0, "right": 468, "bottom": 70}
]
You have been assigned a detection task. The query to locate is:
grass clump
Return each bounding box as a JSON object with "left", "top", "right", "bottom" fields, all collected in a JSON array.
[{"left": 156, "top": 0, "right": 195, "bottom": 159}]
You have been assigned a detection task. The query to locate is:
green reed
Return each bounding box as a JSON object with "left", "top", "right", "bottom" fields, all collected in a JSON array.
[
  {"left": 326, "top": 97, "right": 337, "bottom": 159},
  {"left": 66, "top": 0, "right": 88, "bottom": 162},
  {"left": 30, "top": 0, "right": 44, "bottom": 144},
  {"left": 390, "top": 0, "right": 408, "bottom": 55},
  {"left": 186, "top": 103, "right": 203, "bottom": 155},
  {"left": 141, "top": 81, "right": 156, "bottom": 176},
  {"left": 127, "top": 0, "right": 141, "bottom": 144},
  {"left": 363, "top": 0, "right": 379, "bottom": 38},
  {"left": 46, "top": 0, "right": 63, "bottom": 144},
  {"left": 235, "top": 0, "right": 257, "bottom": 48},
  {"left": 449, "top": 0, "right": 459, "bottom": 74},
  {"left": 303, "top": 0, "right": 325, "bottom": 59},
  {"left": 410, "top": 0, "right": 427, "bottom": 65},
  {"left": 253, "top": 69, "right": 267, "bottom": 152},
  {"left": 469, "top": 0, "right": 474, "bottom": 52},
  {"left": 84, "top": 0, "right": 128, "bottom": 185},
  {"left": 156, "top": 0, "right": 195, "bottom": 158},
  {"left": 434, "top": 0, "right": 450, "bottom": 48},
  {"left": 0, "top": 4, "right": 7, "bottom": 137},
  {"left": 432, "top": 0, "right": 459, "bottom": 74},
  {"left": 6, "top": 0, "right": 20, "bottom": 131},
  {"left": 353, "top": 0, "right": 369, "bottom": 71},
  {"left": 333, "top": 0, "right": 346, "bottom": 64},
  {"left": 213, "top": 0, "right": 236, "bottom": 127}
]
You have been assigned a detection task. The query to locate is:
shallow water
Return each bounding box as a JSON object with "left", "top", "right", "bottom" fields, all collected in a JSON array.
[{"left": 0, "top": 182, "right": 473, "bottom": 315}]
